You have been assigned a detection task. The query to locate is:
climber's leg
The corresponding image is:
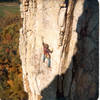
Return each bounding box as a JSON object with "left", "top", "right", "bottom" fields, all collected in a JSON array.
[
  {"left": 48, "top": 57, "right": 51, "bottom": 67},
  {"left": 43, "top": 54, "right": 46, "bottom": 62}
]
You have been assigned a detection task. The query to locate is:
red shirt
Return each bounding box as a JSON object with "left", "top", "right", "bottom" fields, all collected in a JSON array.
[{"left": 44, "top": 47, "right": 50, "bottom": 55}]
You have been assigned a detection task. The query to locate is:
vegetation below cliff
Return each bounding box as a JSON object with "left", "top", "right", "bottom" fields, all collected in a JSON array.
[{"left": 0, "top": 3, "right": 27, "bottom": 100}]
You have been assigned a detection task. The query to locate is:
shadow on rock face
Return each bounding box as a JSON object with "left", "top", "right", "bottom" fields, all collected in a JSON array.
[
  {"left": 41, "top": 0, "right": 99, "bottom": 100},
  {"left": 41, "top": 61, "right": 73, "bottom": 100},
  {"left": 73, "top": 0, "right": 99, "bottom": 100}
]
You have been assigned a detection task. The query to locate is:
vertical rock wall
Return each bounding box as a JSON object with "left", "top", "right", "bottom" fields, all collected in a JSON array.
[
  {"left": 70, "top": 0, "right": 99, "bottom": 100},
  {"left": 19, "top": 0, "right": 99, "bottom": 100}
]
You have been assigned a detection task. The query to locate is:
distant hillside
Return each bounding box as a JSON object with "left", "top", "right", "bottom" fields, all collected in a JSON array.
[
  {"left": 0, "top": 2, "right": 19, "bottom": 17},
  {"left": 0, "top": 0, "right": 19, "bottom": 2}
]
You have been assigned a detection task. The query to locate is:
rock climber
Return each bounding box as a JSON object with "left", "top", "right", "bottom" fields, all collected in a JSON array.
[{"left": 42, "top": 37, "right": 53, "bottom": 67}]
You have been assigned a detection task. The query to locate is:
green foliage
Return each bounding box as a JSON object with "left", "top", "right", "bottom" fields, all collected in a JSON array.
[
  {"left": 0, "top": 20, "right": 21, "bottom": 65},
  {"left": 0, "top": 3, "right": 28, "bottom": 100}
]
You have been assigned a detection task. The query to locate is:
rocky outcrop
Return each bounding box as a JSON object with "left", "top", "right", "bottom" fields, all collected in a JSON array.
[{"left": 19, "top": 0, "right": 99, "bottom": 100}]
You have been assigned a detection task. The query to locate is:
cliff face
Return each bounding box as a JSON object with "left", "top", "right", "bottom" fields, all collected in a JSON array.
[{"left": 19, "top": 0, "right": 99, "bottom": 100}]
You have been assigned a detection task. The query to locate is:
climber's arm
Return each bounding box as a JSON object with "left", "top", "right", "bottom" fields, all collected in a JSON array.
[
  {"left": 41, "top": 36, "right": 44, "bottom": 46},
  {"left": 49, "top": 49, "right": 53, "bottom": 53},
  {"left": 42, "top": 41, "right": 44, "bottom": 46}
]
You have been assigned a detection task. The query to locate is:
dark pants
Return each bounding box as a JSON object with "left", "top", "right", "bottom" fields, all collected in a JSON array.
[{"left": 43, "top": 54, "right": 51, "bottom": 67}]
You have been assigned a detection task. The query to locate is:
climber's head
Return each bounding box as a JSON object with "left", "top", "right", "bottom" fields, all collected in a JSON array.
[
  {"left": 44, "top": 43, "right": 49, "bottom": 49},
  {"left": 46, "top": 44, "right": 49, "bottom": 49}
]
